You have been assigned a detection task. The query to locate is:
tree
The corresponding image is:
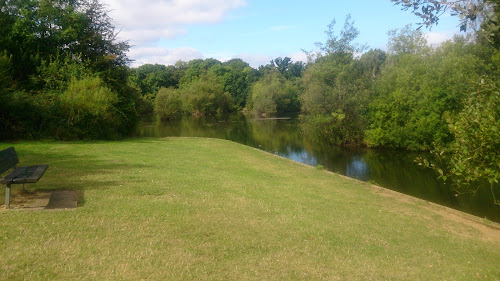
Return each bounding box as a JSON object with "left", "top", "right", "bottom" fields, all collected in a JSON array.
[
  {"left": 0, "top": 0, "right": 138, "bottom": 140},
  {"left": 182, "top": 72, "right": 232, "bottom": 116},
  {"left": 221, "top": 58, "right": 258, "bottom": 109},
  {"left": 248, "top": 71, "right": 300, "bottom": 117},
  {"left": 300, "top": 15, "right": 371, "bottom": 146},
  {"left": 391, "top": 0, "right": 499, "bottom": 47},
  {"left": 392, "top": 0, "right": 499, "bottom": 202},
  {"left": 359, "top": 49, "right": 387, "bottom": 84},
  {"left": 391, "top": 0, "right": 495, "bottom": 31},
  {"left": 154, "top": 87, "right": 184, "bottom": 121},
  {"left": 366, "top": 36, "right": 486, "bottom": 150},
  {"left": 387, "top": 25, "right": 429, "bottom": 54},
  {"left": 269, "top": 57, "right": 306, "bottom": 79},
  {"left": 417, "top": 74, "right": 499, "bottom": 204},
  {"left": 131, "top": 64, "right": 178, "bottom": 96}
]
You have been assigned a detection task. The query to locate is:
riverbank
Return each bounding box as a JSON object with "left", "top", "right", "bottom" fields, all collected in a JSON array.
[
  {"left": 1, "top": 138, "right": 499, "bottom": 280},
  {"left": 137, "top": 116, "right": 500, "bottom": 221}
]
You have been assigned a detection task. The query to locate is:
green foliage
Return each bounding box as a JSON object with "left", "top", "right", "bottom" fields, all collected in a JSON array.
[
  {"left": 387, "top": 24, "right": 428, "bottom": 55},
  {"left": 130, "top": 64, "right": 181, "bottom": 97},
  {"left": 300, "top": 113, "right": 348, "bottom": 146},
  {"left": 391, "top": 0, "right": 495, "bottom": 31},
  {"left": 391, "top": 0, "right": 499, "bottom": 47},
  {"left": 268, "top": 57, "right": 306, "bottom": 79},
  {"left": 1, "top": 0, "right": 129, "bottom": 82},
  {"left": 249, "top": 71, "right": 300, "bottom": 116},
  {"left": 317, "top": 15, "right": 367, "bottom": 55},
  {"left": 299, "top": 16, "right": 372, "bottom": 146},
  {"left": 0, "top": 51, "right": 13, "bottom": 91},
  {"left": 220, "top": 59, "right": 258, "bottom": 110},
  {"left": 366, "top": 35, "right": 486, "bottom": 150},
  {"left": 60, "top": 76, "right": 120, "bottom": 139},
  {"left": 359, "top": 49, "right": 387, "bottom": 84},
  {"left": 418, "top": 68, "right": 499, "bottom": 203},
  {"left": 182, "top": 73, "right": 233, "bottom": 116},
  {"left": 179, "top": 59, "right": 221, "bottom": 87},
  {"left": 300, "top": 52, "right": 371, "bottom": 146},
  {"left": 0, "top": 0, "right": 138, "bottom": 140},
  {"left": 447, "top": 78, "right": 499, "bottom": 195},
  {"left": 154, "top": 87, "right": 184, "bottom": 121},
  {"left": 31, "top": 55, "right": 91, "bottom": 90}
]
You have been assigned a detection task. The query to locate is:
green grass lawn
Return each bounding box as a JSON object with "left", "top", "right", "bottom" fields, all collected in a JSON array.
[{"left": 0, "top": 138, "right": 499, "bottom": 280}]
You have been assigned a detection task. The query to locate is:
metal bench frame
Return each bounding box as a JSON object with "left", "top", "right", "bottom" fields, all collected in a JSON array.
[{"left": 0, "top": 147, "right": 48, "bottom": 208}]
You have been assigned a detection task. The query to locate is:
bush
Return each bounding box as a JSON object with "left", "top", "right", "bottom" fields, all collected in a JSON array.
[
  {"left": 60, "top": 77, "right": 120, "bottom": 139},
  {"left": 249, "top": 71, "right": 300, "bottom": 117},
  {"left": 182, "top": 73, "right": 233, "bottom": 116},
  {"left": 366, "top": 38, "right": 486, "bottom": 150},
  {"left": 154, "top": 87, "right": 184, "bottom": 121}
]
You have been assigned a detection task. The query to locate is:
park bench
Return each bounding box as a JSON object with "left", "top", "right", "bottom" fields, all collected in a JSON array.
[{"left": 0, "top": 147, "right": 48, "bottom": 208}]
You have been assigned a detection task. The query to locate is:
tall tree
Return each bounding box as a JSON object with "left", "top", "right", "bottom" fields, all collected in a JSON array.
[{"left": 300, "top": 16, "right": 370, "bottom": 146}]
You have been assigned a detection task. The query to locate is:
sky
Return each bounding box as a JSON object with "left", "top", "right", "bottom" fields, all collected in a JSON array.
[{"left": 103, "top": 0, "right": 463, "bottom": 68}]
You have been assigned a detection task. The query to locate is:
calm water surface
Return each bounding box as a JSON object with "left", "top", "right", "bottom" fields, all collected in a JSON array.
[{"left": 136, "top": 114, "right": 500, "bottom": 222}]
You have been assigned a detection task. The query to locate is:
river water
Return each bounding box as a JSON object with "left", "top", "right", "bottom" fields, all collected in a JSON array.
[{"left": 136, "top": 114, "right": 500, "bottom": 222}]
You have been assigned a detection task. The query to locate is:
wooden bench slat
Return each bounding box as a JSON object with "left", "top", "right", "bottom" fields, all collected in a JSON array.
[
  {"left": 0, "top": 165, "right": 49, "bottom": 184},
  {"left": 1, "top": 166, "right": 26, "bottom": 183}
]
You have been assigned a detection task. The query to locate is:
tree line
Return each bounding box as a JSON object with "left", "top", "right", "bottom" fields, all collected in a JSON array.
[{"left": 135, "top": 6, "right": 498, "bottom": 199}]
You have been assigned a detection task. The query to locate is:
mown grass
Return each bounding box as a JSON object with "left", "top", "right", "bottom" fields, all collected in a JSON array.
[{"left": 0, "top": 138, "right": 499, "bottom": 280}]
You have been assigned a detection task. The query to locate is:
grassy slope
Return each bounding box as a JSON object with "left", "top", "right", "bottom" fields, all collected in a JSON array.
[{"left": 0, "top": 138, "right": 499, "bottom": 280}]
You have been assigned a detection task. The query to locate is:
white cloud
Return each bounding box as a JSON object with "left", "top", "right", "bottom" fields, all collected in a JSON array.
[
  {"left": 129, "top": 48, "right": 308, "bottom": 69},
  {"left": 105, "top": 0, "right": 247, "bottom": 44},
  {"left": 233, "top": 53, "right": 272, "bottom": 68},
  {"left": 289, "top": 52, "right": 308, "bottom": 64},
  {"left": 129, "top": 46, "right": 204, "bottom": 67},
  {"left": 425, "top": 31, "right": 454, "bottom": 46}
]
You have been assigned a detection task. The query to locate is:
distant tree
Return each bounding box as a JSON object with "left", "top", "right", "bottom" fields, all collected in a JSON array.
[
  {"left": 387, "top": 25, "right": 429, "bottom": 54},
  {"left": 249, "top": 71, "right": 300, "bottom": 117},
  {"left": 270, "top": 57, "right": 306, "bottom": 79},
  {"left": 131, "top": 64, "right": 179, "bottom": 96},
  {"left": 300, "top": 16, "right": 370, "bottom": 146},
  {"left": 179, "top": 58, "right": 223, "bottom": 87},
  {"left": 221, "top": 58, "right": 258, "bottom": 109},
  {"left": 303, "top": 14, "right": 367, "bottom": 62},
  {"left": 359, "top": 49, "right": 387, "bottom": 84},
  {"left": 154, "top": 87, "right": 184, "bottom": 121},
  {"left": 182, "top": 72, "right": 232, "bottom": 116}
]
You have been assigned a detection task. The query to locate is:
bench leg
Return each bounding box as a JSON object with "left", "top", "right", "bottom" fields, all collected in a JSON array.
[{"left": 5, "top": 184, "right": 11, "bottom": 209}]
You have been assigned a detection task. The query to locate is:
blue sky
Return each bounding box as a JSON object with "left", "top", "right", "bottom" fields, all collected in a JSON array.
[{"left": 105, "top": 0, "right": 462, "bottom": 67}]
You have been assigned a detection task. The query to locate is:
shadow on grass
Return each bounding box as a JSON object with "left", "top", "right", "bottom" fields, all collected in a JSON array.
[
  {"left": 0, "top": 189, "right": 83, "bottom": 210},
  {"left": 1, "top": 146, "right": 152, "bottom": 205}
]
